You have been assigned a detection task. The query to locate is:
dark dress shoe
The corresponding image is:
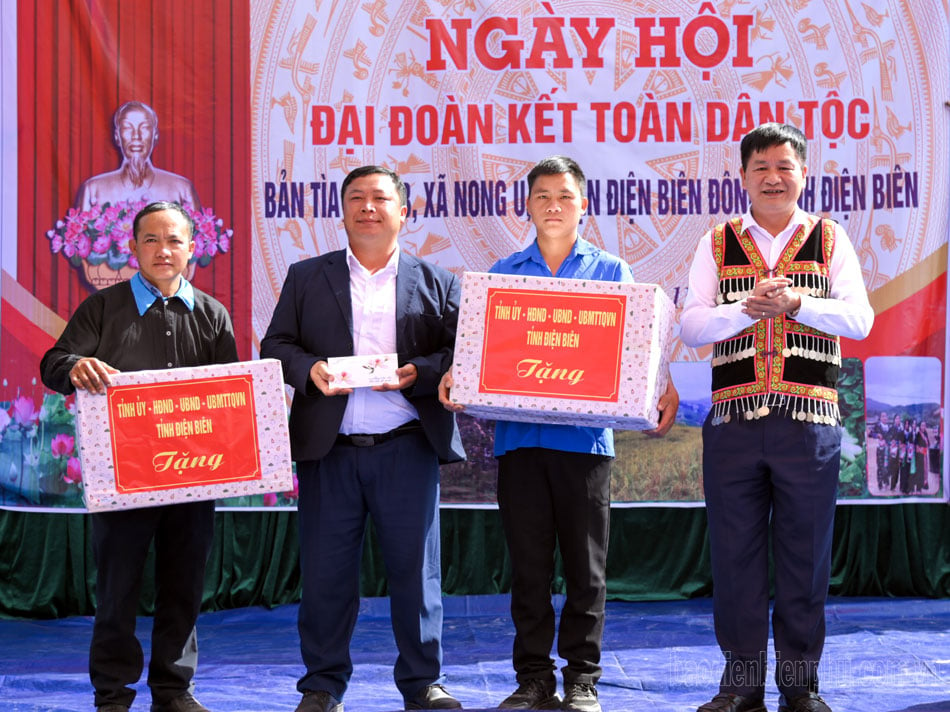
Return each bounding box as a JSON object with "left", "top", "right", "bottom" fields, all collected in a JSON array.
[
  {"left": 295, "top": 690, "right": 344, "bottom": 712},
  {"left": 498, "top": 678, "right": 561, "bottom": 709},
  {"left": 698, "top": 692, "right": 767, "bottom": 712},
  {"left": 150, "top": 692, "right": 210, "bottom": 712},
  {"left": 97, "top": 706, "right": 130, "bottom": 712},
  {"left": 405, "top": 683, "right": 463, "bottom": 709},
  {"left": 778, "top": 692, "right": 831, "bottom": 712}
]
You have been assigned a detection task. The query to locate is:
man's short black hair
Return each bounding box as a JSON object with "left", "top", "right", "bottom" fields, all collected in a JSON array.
[
  {"left": 341, "top": 165, "right": 408, "bottom": 206},
  {"left": 527, "top": 155, "right": 587, "bottom": 198},
  {"left": 740, "top": 123, "right": 807, "bottom": 171},
  {"left": 132, "top": 201, "right": 195, "bottom": 240}
]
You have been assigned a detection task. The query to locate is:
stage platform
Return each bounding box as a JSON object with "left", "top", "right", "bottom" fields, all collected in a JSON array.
[{"left": 1, "top": 595, "right": 948, "bottom": 711}]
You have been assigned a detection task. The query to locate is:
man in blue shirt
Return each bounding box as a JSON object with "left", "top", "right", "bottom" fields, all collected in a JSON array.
[{"left": 440, "top": 156, "right": 678, "bottom": 712}]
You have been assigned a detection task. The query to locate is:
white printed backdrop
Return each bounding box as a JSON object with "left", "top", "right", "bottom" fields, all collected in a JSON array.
[
  {"left": 247, "top": 0, "right": 949, "bottom": 506},
  {"left": 1, "top": 0, "right": 947, "bottom": 510}
]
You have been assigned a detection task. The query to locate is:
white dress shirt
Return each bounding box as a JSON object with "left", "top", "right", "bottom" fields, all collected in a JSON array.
[
  {"left": 340, "top": 246, "right": 419, "bottom": 434},
  {"left": 680, "top": 208, "right": 874, "bottom": 347}
]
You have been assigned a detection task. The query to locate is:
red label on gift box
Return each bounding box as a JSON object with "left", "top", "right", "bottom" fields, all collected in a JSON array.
[
  {"left": 106, "top": 376, "right": 262, "bottom": 492},
  {"left": 479, "top": 288, "right": 626, "bottom": 401}
]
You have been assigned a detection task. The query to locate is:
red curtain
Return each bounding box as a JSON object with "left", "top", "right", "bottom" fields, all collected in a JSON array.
[{"left": 16, "top": 0, "right": 251, "bottom": 357}]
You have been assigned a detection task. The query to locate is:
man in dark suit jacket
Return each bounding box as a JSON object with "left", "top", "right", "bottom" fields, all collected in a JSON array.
[{"left": 261, "top": 165, "right": 464, "bottom": 712}]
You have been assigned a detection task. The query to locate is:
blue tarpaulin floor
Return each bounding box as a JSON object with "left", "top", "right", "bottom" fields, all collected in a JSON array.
[{"left": 1, "top": 595, "right": 948, "bottom": 712}]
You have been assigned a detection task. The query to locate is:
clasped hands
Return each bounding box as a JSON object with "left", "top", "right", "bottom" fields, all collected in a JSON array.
[{"left": 742, "top": 276, "right": 802, "bottom": 321}]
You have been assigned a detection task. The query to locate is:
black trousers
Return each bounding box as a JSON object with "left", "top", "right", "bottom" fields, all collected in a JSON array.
[
  {"left": 497, "top": 447, "right": 612, "bottom": 687},
  {"left": 89, "top": 500, "right": 216, "bottom": 707}
]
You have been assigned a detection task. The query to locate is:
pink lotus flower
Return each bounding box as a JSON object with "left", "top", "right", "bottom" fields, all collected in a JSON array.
[
  {"left": 99, "top": 203, "right": 123, "bottom": 227},
  {"left": 262, "top": 492, "right": 278, "bottom": 506},
  {"left": 47, "top": 200, "right": 230, "bottom": 270},
  {"left": 61, "top": 207, "right": 84, "bottom": 230},
  {"left": 63, "top": 232, "right": 92, "bottom": 259},
  {"left": 63, "top": 215, "right": 85, "bottom": 240},
  {"left": 78, "top": 234, "right": 92, "bottom": 257},
  {"left": 51, "top": 433, "right": 76, "bottom": 458},
  {"left": 112, "top": 214, "right": 136, "bottom": 246},
  {"left": 61, "top": 230, "right": 80, "bottom": 255},
  {"left": 64, "top": 457, "right": 82, "bottom": 484},
  {"left": 92, "top": 235, "right": 112, "bottom": 255},
  {"left": 201, "top": 237, "right": 219, "bottom": 259},
  {"left": 0, "top": 408, "right": 10, "bottom": 433},
  {"left": 11, "top": 396, "right": 37, "bottom": 427}
]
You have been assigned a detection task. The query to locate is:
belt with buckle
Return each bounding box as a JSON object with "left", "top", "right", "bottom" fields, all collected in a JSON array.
[{"left": 335, "top": 420, "right": 422, "bottom": 448}]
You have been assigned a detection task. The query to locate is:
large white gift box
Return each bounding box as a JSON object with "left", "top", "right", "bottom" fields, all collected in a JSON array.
[
  {"left": 75, "top": 359, "right": 292, "bottom": 511},
  {"left": 451, "top": 272, "right": 674, "bottom": 430}
]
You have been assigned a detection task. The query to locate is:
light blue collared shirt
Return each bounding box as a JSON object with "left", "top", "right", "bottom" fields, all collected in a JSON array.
[
  {"left": 130, "top": 272, "right": 196, "bottom": 316},
  {"left": 489, "top": 237, "right": 634, "bottom": 458}
]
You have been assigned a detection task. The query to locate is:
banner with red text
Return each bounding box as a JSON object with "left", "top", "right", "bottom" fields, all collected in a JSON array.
[
  {"left": 75, "top": 360, "right": 292, "bottom": 511},
  {"left": 1, "top": 0, "right": 946, "bottom": 510}
]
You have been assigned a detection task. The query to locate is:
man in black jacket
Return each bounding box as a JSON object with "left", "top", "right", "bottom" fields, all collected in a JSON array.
[
  {"left": 41, "top": 201, "right": 238, "bottom": 712},
  {"left": 261, "top": 165, "right": 464, "bottom": 712}
]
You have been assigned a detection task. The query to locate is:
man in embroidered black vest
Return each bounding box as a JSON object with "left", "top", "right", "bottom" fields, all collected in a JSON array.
[{"left": 680, "top": 123, "right": 874, "bottom": 712}]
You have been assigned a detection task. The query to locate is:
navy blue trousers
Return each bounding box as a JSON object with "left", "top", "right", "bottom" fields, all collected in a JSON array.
[
  {"left": 702, "top": 414, "right": 841, "bottom": 699},
  {"left": 296, "top": 430, "right": 444, "bottom": 703}
]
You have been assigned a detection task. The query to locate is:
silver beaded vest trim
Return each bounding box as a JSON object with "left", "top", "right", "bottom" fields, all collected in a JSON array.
[{"left": 709, "top": 216, "right": 842, "bottom": 427}]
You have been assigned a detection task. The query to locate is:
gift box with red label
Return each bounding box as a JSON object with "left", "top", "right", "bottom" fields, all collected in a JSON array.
[
  {"left": 451, "top": 272, "right": 674, "bottom": 430},
  {"left": 76, "top": 359, "right": 292, "bottom": 511}
]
